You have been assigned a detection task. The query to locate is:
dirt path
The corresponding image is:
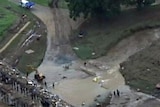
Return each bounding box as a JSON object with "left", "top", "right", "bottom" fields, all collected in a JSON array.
[{"left": 0, "top": 21, "right": 30, "bottom": 53}]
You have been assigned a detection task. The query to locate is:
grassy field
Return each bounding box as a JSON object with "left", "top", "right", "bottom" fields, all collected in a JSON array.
[
  {"left": 71, "top": 5, "right": 160, "bottom": 60},
  {"left": 0, "top": 7, "right": 17, "bottom": 40},
  {"left": 0, "top": 1, "right": 18, "bottom": 42}
]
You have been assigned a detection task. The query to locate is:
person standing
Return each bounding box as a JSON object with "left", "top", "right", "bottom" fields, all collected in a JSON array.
[
  {"left": 44, "top": 81, "right": 47, "bottom": 88},
  {"left": 52, "top": 82, "right": 55, "bottom": 89},
  {"left": 117, "top": 89, "right": 120, "bottom": 97},
  {"left": 113, "top": 91, "right": 116, "bottom": 96},
  {"left": 84, "top": 62, "right": 87, "bottom": 66}
]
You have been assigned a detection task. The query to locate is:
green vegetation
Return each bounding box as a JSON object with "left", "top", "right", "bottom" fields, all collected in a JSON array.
[
  {"left": 0, "top": 7, "right": 17, "bottom": 41},
  {"left": 17, "top": 32, "right": 47, "bottom": 73},
  {"left": 65, "top": 0, "right": 121, "bottom": 20},
  {"left": 58, "top": 0, "right": 68, "bottom": 8},
  {"left": 32, "top": 0, "right": 49, "bottom": 6},
  {"left": 0, "top": 1, "right": 18, "bottom": 42},
  {"left": 48, "top": 0, "right": 68, "bottom": 8},
  {"left": 0, "top": 0, "right": 35, "bottom": 47},
  {"left": 120, "top": 40, "right": 160, "bottom": 95},
  {"left": 71, "top": 5, "right": 160, "bottom": 60},
  {"left": 65, "top": 0, "right": 155, "bottom": 20},
  {"left": 123, "top": 0, "right": 155, "bottom": 9},
  {"left": 0, "top": 0, "right": 47, "bottom": 74}
]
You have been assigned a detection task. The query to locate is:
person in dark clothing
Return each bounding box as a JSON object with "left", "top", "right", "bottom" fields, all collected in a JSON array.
[
  {"left": 117, "top": 89, "right": 120, "bottom": 97},
  {"left": 26, "top": 72, "right": 29, "bottom": 78},
  {"left": 44, "top": 81, "right": 47, "bottom": 88},
  {"left": 84, "top": 62, "right": 87, "bottom": 66},
  {"left": 113, "top": 91, "right": 116, "bottom": 96},
  {"left": 52, "top": 82, "right": 55, "bottom": 89}
]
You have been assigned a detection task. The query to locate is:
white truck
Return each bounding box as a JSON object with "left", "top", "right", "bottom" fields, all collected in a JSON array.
[{"left": 19, "top": 0, "right": 35, "bottom": 9}]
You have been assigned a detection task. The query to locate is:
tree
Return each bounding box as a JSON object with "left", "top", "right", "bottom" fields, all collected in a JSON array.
[
  {"left": 66, "top": 0, "right": 155, "bottom": 20},
  {"left": 65, "top": 0, "right": 122, "bottom": 20},
  {"left": 48, "top": 0, "right": 59, "bottom": 8},
  {"left": 123, "top": 0, "right": 155, "bottom": 9}
]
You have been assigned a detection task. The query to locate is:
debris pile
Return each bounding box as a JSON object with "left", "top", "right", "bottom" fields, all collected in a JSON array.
[{"left": 0, "top": 60, "right": 73, "bottom": 107}]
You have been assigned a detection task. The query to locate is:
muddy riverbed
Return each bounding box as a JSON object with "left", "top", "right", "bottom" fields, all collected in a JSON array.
[{"left": 29, "top": 10, "right": 160, "bottom": 105}]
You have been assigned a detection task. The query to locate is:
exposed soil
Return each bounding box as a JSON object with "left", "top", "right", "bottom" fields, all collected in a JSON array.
[
  {"left": 120, "top": 36, "right": 160, "bottom": 97},
  {"left": 0, "top": 102, "right": 9, "bottom": 107}
]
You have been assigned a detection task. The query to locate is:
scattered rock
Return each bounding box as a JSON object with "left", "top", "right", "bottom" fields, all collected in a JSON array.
[
  {"left": 147, "top": 68, "right": 150, "bottom": 71},
  {"left": 137, "top": 88, "right": 140, "bottom": 91},
  {"left": 62, "top": 76, "right": 67, "bottom": 79},
  {"left": 121, "top": 67, "right": 125, "bottom": 70},
  {"left": 73, "top": 47, "right": 79, "bottom": 50},
  {"left": 92, "top": 52, "right": 96, "bottom": 55},
  {"left": 25, "top": 49, "right": 35, "bottom": 54},
  {"left": 97, "top": 95, "right": 101, "bottom": 97}
]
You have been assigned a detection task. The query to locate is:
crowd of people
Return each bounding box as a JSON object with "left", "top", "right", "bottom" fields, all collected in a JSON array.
[{"left": 0, "top": 61, "right": 73, "bottom": 107}]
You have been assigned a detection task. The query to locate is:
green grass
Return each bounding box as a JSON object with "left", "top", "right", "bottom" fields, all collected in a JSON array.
[
  {"left": 74, "top": 45, "right": 93, "bottom": 59},
  {"left": 71, "top": 5, "right": 160, "bottom": 60},
  {"left": 0, "top": 8, "right": 17, "bottom": 35},
  {"left": 58, "top": 0, "right": 68, "bottom": 8},
  {"left": 0, "top": 0, "right": 35, "bottom": 47},
  {"left": 32, "top": 0, "right": 49, "bottom": 6},
  {"left": 0, "top": 2, "right": 17, "bottom": 42},
  {"left": 0, "top": 0, "right": 47, "bottom": 74},
  {"left": 17, "top": 33, "right": 47, "bottom": 73},
  {"left": 120, "top": 41, "right": 160, "bottom": 96},
  {"left": 128, "top": 79, "right": 155, "bottom": 94}
]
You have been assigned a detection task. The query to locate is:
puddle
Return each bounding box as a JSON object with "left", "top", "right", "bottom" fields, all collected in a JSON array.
[
  {"left": 51, "top": 77, "right": 108, "bottom": 107},
  {"left": 55, "top": 55, "right": 73, "bottom": 65}
]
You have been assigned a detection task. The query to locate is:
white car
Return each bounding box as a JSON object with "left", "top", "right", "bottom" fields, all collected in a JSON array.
[{"left": 19, "top": 0, "right": 35, "bottom": 9}]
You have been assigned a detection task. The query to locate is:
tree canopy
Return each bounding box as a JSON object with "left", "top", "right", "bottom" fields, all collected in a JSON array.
[
  {"left": 123, "top": 0, "right": 155, "bottom": 9},
  {"left": 65, "top": 0, "right": 155, "bottom": 20}
]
